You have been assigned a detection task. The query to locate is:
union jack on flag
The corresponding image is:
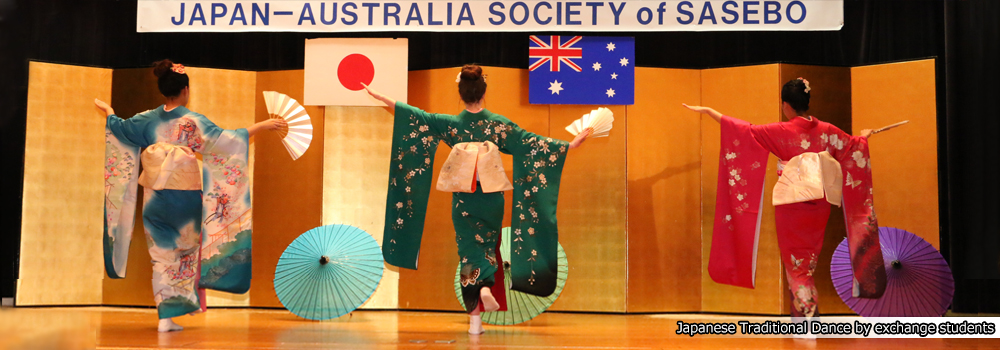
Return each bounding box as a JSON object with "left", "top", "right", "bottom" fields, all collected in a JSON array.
[
  {"left": 529, "top": 35, "right": 584, "bottom": 72},
  {"left": 529, "top": 35, "right": 634, "bottom": 105}
]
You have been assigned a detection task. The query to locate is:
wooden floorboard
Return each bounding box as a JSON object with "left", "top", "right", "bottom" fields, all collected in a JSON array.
[{"left": 0, "top": 307, "right": 995, "bottom": 349}]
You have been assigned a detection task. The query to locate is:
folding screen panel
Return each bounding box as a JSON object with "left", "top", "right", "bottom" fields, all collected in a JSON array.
[
  {"left": 19, "top": 62, "right": 111, "bottom": 305},
  {"left": 625, "top": 68, "right": 703, "bottom": 312},
  {"left": 251, "top": 70, "right": 326, "bottom": 307},
  {"left": 852, "top": 60, "right": 939, "bottom": 247},
  {"left": 699, "top": 64, "right": 785, "bottom": 314}
]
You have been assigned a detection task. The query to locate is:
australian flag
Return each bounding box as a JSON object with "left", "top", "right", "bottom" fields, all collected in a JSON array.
[{"left": 529, "top": 35, "right": 635, "bottom": 105}]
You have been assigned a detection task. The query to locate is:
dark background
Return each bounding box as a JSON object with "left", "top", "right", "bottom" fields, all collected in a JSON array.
[{"left": 1, "top": 0, "right": 997, "bottom": 313}]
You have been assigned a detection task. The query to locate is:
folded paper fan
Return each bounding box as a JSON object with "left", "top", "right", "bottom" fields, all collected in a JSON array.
[
  {"left": 263, "top": 91, "right": 313, "bottom": 160},
  {"left": 565, "top": 107, "right": 614, "bottom": 138}
]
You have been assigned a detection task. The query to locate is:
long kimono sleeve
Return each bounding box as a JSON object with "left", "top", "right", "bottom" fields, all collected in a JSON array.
[
  {"left": 190, "top": 113, "right": 254, "bottom": 294},
  {"left": 503, "top": 125, "right": 569, "bottom": 296},
  {"left": 708, "top": 116, "right": 770, "bottom": 289},
  {"left": 103, "top": 114, "right": 144, "bottom": 278},
  {"left": 830, "top": 131, "right": 887, "bottom": 298},
  {"left": 382, "top": 102, "right": 451, "bottom": 269}
]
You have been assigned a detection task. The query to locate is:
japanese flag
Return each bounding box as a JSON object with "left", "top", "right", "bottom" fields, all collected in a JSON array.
[{"left": 304, "top": 38, "right": 408, "bottom": 106}]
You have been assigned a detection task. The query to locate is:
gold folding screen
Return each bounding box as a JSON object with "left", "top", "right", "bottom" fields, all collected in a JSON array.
[
  {"left": 18, "top": 62, "right": 111, "bottom": 305},
  {"left": 777, "top": 65, "right": 854, "bottom": 314},
  {"left": 625, "top": 68, "right": 703, "bottom": 312},
  {"left": 251, "top": 70, "right": 326, "bottom": 308},
  {"left": 321, "top": 104, "right": 398, "bottom": 309},
  {"left": 851, "top": 60, "right": 939, "bottom": 247},
  {"left": 19, "top": 60, "right": 939, "bottom": 315},
  {"left": 699, "top": 64, "right": 786, "bottom": 314},
  {"left": 101, "top": 68, "right": 160, "bottom": 307},
  {"left": 549, "top": 104, "right": 628, "bottom": 312}
]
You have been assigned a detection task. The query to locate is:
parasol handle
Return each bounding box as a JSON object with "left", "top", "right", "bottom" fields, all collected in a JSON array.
[
  {"left": 320, "top": 256, "right": 330, "bottom": 265},
  {"left": 891, "top": 260, "right": 902, "bottom": 269}
]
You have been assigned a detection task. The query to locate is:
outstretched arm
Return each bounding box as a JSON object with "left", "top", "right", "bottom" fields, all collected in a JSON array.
[
  {"left": 682, "top": 104, "right": 723, "bottom": 123},
  {"left": 246, "top": 118, "right": 287, "bottom": 138},
  {"left": 362, "top": 83, "right": 396, "bottom": 112}
]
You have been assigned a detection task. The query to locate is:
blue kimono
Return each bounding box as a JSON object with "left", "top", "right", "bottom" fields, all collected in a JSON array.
[{"left": 103, "top": 105, "right": 252, "bottom": 319}]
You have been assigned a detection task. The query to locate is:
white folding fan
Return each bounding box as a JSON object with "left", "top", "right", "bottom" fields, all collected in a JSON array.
[
  {"left": 263, "top": 91, "right": 313, "bottom": 160},
  {"left": 565, "top": 107, "right": 614, "bottom": 138}
]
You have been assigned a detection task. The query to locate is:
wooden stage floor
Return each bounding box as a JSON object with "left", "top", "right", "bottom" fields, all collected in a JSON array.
[{"left": 0, "top": 307, "right": 996, "bottom": 349}]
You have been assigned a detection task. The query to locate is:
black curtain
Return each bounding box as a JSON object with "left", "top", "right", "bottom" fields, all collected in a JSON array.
[
  {"left": 941, "top": 0, "right": 1000, "bottom": 313},
  {"left": 1, "top": 0, "right": 996, "bottom": 312}
]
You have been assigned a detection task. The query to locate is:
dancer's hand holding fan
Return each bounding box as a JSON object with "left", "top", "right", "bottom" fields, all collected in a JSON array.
[{"left": 263, "top": 91, "right": 313, "bottom": 160}]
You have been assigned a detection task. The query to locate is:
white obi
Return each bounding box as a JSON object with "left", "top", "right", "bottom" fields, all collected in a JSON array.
[
  {"left": 437, "top": 141, "right": 513, "bottom": 193},
  {"left": 138, "top": 142, "right": 201, "bottom": 191},
  {"left": 773, "top": 151, "right": 843, "bottom": 206}
]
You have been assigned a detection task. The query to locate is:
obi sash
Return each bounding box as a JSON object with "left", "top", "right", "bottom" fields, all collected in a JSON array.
[
  {"left": 773, "top": 151, "right": 843, "bottom": 206},
  {"left": 436, "top": 141, "right": 513, "bottom": 193},
  {"left": 138, "top": 143, "right": 201, "bottom": 191}
]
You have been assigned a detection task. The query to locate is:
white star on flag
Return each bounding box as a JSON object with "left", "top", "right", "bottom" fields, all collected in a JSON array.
[
  {"left": 607, "top": 42, "right": 616, "bottom": 51},
  {"left": 606, "top": 88, "right": 616, "bottom": 97},
  {"left": 549, "top": 80, "right": 564, "bottom": 95},
  {"left": 592, "top": 62, "right": 602, "bottom": 71},
  {"left": 611, "top": 72, "right": 618, "bottom": 80},
  {"left": 620, "top": 58, "right": 629, "bottom": 66}
]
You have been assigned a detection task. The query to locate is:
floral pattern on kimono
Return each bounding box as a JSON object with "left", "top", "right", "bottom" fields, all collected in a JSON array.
[
  {"left": 104, "top": 130, "right": 140, "bottom": 278},
  {"left": 382, "top": 102, "right": 569, "bottom": 298},
  {"left": 103, "top": 105, "right": 253, "bottom": 318},
  {"left": 708, "top": 115, "right": 886, "bottom": 299}
]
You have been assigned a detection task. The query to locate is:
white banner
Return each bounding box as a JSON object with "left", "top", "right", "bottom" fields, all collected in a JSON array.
[{"left": 137, "top": 0, "right": 843, "bottom": 32}]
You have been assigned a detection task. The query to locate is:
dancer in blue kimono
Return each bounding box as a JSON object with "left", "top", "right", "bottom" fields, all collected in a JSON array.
[{"left": 96, "top": 59, "right": 285, "bottom": 332}]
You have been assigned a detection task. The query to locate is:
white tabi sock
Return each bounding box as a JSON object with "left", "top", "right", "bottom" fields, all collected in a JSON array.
[
  {"left": 158, "top": 318, "right": 184, "bottom": 333},
  {"left": 468, "top": 315, "right": 485, "bottom": 335}
]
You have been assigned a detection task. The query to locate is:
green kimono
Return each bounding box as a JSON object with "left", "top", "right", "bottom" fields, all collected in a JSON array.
[{"left": 383, "top": 102, "right": 568, "bottom": 311}]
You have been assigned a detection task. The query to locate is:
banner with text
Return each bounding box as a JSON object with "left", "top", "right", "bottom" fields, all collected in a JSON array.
[
  {"left": 674, "top": 317, "right": 1000, "bottom": 338},
  {"left": 137, "top": 0, "right": 843, "bottom": 32}
]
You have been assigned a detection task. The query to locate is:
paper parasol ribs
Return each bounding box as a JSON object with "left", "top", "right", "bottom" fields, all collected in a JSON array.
[{"left": 274, "top": 224, "right": 384, "bottom": 320}]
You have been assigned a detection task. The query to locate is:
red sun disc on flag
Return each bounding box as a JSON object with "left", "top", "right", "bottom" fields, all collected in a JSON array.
[{"left": 337, "top": 54, "right": 375, "bottom": 91}]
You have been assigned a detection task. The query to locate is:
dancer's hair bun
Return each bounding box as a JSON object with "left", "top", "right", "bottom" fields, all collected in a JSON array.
[
  {"left": 458, "top": 64, "right": 487, "bottom": 103},
  {"left": 152, "top": 59, "right": 175, "bottom": 79}
]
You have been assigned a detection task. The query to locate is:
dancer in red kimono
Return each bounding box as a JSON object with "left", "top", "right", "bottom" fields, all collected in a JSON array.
[{"left": 685, "top": 78, "right": 887, "bottom": 327}]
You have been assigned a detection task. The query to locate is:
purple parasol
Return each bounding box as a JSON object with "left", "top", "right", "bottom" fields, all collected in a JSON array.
[{"left": 831, "top": 227, "right": 954, "bottom": 317}]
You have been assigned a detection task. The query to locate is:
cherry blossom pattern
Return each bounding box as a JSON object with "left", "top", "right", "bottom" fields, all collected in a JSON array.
[{"left": 388, "top": 113, "right": 438, "bottom": 231}]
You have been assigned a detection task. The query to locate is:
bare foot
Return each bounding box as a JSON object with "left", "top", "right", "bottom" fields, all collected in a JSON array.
[
  {"left": 480, "top": 287, "right": 499, "bottom": 312},
  {"left": 157, "top": 318, "right": 183, "bottom": 333}
]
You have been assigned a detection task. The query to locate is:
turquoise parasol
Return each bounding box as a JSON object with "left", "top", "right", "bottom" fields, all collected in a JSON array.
[{"left": 274, "top": 224, "right": 384, "bottom": 320}]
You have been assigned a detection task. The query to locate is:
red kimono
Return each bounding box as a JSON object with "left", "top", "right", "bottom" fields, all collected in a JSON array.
[{"left": 709, "top": 115, "right": 887, "bottom": 317}]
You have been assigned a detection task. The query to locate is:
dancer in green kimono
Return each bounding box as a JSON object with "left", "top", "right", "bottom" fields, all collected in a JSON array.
[
  {"left": 96, "top": 59, "right": 285, "bottom": 332},
  {"left": 363, "top": 64, "right": 590, "bottom": 334}
]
